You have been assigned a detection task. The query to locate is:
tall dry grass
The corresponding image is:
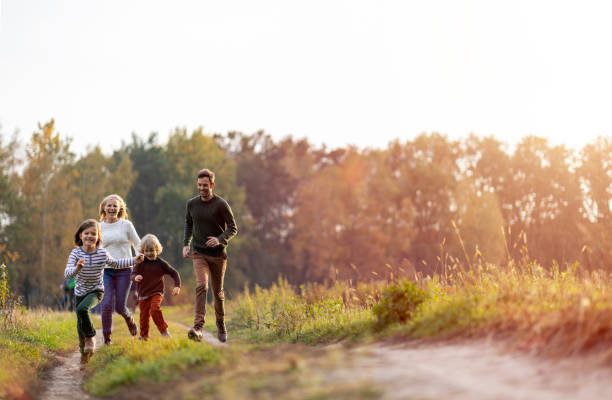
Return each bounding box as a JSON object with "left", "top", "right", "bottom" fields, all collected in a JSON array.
[
  {"left": 396, "top": 224, "right": 612, "bottom": 363},
  {"left": 231, "top": 224, "right": 612, "bottom": 365}
]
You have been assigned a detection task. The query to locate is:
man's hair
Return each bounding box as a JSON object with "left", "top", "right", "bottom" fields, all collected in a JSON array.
[
  {"left": 74, "top": 219, "right": 102, "bottom": 247},
  {"left": 197, "top": 168, "right": 215, "bottom": 184},
  {"left": 139, "top": 234, "right": 163, "bottom": 254}
]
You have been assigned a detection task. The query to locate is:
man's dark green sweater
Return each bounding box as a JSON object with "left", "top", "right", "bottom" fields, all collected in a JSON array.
[{"left": 183, "top": 194, "right": 238, "bottom": 257}]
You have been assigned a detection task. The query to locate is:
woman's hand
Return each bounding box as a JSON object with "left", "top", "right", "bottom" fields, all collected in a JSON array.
[{"left": 172, "top": 287, "right": 180, "bottom": 296}]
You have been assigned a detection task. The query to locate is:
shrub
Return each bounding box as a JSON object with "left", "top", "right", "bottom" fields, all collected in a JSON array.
[
  {"left": 0, "top": 263, "right": 22, "bottom": 331},
  {"left": 372, "top": 279, "right": 427, "bottom": 329}
]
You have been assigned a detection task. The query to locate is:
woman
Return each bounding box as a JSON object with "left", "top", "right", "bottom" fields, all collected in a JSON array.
[{"left": 99, "top": 194, "right": 141, "bottom": 344}]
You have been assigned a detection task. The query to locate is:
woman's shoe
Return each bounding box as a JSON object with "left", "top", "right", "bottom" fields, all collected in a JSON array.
[{"left": 126, "top": 315, "right": 138, "bottom": 336}]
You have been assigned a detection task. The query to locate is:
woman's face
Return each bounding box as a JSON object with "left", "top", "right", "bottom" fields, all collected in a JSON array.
[{"left": 104, "top": 198, "right": 120, "bottom": 219}]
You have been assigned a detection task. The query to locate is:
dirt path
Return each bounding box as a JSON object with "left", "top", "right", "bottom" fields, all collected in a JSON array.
[
  {"left": 36, "top": 324, "right": 611, "bottom": 399},
  {"left": 37, "top": 330, "right": 104, "bottom": 400},
  {"left": 338, "top": 341, "right": 612, "bottom": 400}
]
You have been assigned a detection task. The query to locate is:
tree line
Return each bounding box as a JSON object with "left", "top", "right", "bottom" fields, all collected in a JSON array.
[{"left": 1, "top": 120, "right": 611, "bottom": 306}]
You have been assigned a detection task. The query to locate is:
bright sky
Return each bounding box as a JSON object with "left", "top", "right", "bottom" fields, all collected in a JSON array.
[{"left": 1, "top": 0, "right": 612, "bottom": 156}]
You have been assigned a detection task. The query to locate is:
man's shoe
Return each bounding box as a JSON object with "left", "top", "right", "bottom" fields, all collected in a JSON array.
[
  {"left": 187, "top": 327, "right": 203, "bottom": 342},
  {"left": 216, "top": 320, "right": 227, "bottom": 343},
  {"left": 126, "top": 316, "right": 138, "bottom": 336},
  {"left": 103, "top": 332, "right": 111, "bottom": 345},
  {"left": 161, "top": 329, "right": 172, "bottom": 338}
]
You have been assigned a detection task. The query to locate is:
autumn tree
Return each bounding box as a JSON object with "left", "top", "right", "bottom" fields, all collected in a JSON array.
[
  {"left": 0, "top": 130, "right": 23, "bottom": 268},
  {"left": 385, "top": 134, "right": 460, "bottom": 272},
  {"left": 73, "top": 146, "right": 136, "bottom": 220},
  {"left": 576, "top": 137, "right": 612, "bottom": 270},
  {"left": 290, "top": 147, "right": 416, "bottom": 282},
  {"left": 15, "top": 120, "right": 80, "bottom": 306}
]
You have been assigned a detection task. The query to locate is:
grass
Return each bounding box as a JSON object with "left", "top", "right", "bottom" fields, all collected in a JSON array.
[
  {"left": 228, "top": 261, "right": 612, "bottom": 364},
  {"left": 4, "top": 248, "right": 612, "bottom": 399},
  {"left": 84, "top": 308, "right": 385, "bottom": 400},
  {"left": 83, "top": 313, "right": 224, "bottom": 397},
  {"left": 229, "top": 278, "right": 380, "bottom": 345},
  {"left": 4, "top": 257, "right": 602, "bottom": 399},
  {"left": 0, "top": 310, "right": 75, "bottom": 399}
]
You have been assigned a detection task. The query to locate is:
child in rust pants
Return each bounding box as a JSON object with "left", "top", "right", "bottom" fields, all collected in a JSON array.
[{"left": 131, "top": 234, "right": 181, "bottom": 340}]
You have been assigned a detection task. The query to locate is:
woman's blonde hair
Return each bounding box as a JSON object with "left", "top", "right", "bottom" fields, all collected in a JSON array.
[
  {"left": 139, "top": 234, "right": 163, "bottom": 254},
  {"left": 99, "top": 194, "right": 129, "bottom": 221}
]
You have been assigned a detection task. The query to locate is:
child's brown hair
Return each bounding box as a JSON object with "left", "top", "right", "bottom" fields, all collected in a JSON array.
[{"left": 74, "top": 219, "right": 102, "bottom": 247}]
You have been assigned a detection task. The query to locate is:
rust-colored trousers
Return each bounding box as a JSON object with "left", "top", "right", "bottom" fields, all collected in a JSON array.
[
  {"left": 192, "top": 251, "right": 227, "bottom": 329},
  {"left": 138, "top": 294, "right": 168, "bottom": 338}
]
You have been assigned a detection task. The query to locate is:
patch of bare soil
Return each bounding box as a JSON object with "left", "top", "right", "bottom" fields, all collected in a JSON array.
[
  {"left": 339, "top": 341, "right": 612, "bottom": 399},
  {"left": 37, "top": 330, "right": 104, "bottom": 400}
]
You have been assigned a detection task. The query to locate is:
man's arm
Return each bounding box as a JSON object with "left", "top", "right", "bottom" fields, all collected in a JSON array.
[
  {"left": 217, "top": 201, "right": 237, "bottom": 245},
  {"left": 183, "top": 201, "right": 193, "bottom": 258}
]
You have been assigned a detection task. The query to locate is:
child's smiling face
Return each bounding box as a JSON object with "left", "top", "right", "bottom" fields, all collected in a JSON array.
[
  {"left": 143, "top": 246, "right": 158, "bottom": 261},
  {"left": 80, "top": 226, "right": 98, "bottom": 248}
]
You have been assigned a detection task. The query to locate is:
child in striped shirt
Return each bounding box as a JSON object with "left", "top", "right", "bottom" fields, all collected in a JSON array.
[{"left": 64, "top": 219, "right": 144, "bottom": 363}]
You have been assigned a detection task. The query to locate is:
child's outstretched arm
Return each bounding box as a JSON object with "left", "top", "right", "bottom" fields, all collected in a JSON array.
[
  {"left": 64, "top": 249, "right": 84, "bottom": 278},
  {"left": 105, "top": 250, "right": 145, "bottom": 269}
]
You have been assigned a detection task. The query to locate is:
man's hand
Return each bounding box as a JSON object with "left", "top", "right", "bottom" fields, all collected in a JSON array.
[
  {"left": 134, "top": 275, "right": 143, "bottom": 282},
  {"left": 135, "top": 254, "right": 145, "bottom": 264},
  {"left": 172, "top": 287, "right": 180, "bottom": 296},
  {"left": 205, "top": 236, "right": 220, "bottom": 247},
  {"left": 182, "top": 246, "right": 190, "bottom": 259}
]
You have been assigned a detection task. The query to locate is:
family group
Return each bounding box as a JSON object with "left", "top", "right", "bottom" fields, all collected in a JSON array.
[{"left": 63, "top": 168, "right": 238, "bottom": 362}]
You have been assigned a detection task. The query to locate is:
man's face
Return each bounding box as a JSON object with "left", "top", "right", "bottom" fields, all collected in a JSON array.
[{"left": 197, "top": 177, "right": 214, "bottom": 198}]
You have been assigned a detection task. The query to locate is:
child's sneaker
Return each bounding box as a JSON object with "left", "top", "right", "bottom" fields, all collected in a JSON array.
[
  {"left": 187, "top": 327, "right": 203, "bottom": 342},
  {"left": 161, "top": 329, "right": 172, "bottom": 338},
  {"left": 138, "top": 336, "right": 149, "bottom": 341},
  {"left": 83, "top": 336, "right": 96, "bottom": 353},
  {"left": 80, "top": 352, "right": 91, "bottom": 365}
]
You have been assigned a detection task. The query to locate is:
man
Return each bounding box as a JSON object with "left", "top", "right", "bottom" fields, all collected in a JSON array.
[{"left": 183, "top": 168, "right": 237, "bottom": 342}]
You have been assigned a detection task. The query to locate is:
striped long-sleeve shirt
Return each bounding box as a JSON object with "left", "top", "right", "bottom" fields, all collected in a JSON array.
[{"left": 64, "top": 247, "right": 135, "bottom": 296}]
